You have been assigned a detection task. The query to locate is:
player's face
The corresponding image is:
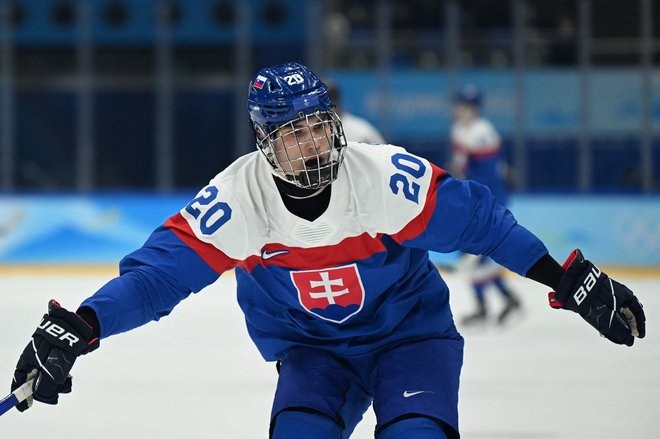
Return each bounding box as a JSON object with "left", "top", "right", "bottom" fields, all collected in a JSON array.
[
  {"left": 271, "top": 114, "right": 333, "bottom": 176},
  {"left": 453, "top": 103, "right": 478, "bottom": 124}
]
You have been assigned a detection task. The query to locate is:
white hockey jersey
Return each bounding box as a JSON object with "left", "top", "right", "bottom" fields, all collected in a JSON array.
[{"left": 81, "top": 142, "right": 547, "bottom": 360}]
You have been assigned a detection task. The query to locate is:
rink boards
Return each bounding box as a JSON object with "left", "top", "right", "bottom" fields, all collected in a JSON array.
[{"left": 1, "top": 193, "right": 659, "bottom": 267}]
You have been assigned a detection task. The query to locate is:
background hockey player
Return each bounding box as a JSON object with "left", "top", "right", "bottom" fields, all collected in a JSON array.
[
  {"left": 450, "top": 84, "right": 521, "bottom": 326},
  {"left": 326, "top": 79, "right": 386, "bottom": 144},
  {"left": 10, "top": 62, "right": 645, "bottom": 439}
]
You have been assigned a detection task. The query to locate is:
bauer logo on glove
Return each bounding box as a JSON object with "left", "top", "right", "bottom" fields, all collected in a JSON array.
[
  {"left": 9, "top": 300, "right": 99, "bottom": 412},
  {"left": 548, "top": 249, "right": 646, "bottom": 346}
]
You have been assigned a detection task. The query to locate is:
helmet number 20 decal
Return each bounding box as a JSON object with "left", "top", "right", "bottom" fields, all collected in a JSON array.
[
  {"left": 184, "top": 186, "right": 232, "bottom": 235},
  {"left": 282, "top": 73, "right": 304, "bottom": 85},
  {"left": 388, "top": 153, "right": 426, "bottom": 204}
]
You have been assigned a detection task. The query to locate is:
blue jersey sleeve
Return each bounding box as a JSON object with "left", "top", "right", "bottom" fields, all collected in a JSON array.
[
  {"left": 80, "top": 224, "right": 221, "bottom": 339},
  {"left": 400, "top": 173, "right": 548, "bottom": 276}
]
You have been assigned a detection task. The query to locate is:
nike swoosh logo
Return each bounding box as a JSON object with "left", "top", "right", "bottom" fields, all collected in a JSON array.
[
  {"left": 403, "top": 390, "right": 432, "bottom": 398},
  {"left": 261, "top": 249, "right": 291, "bottom": 260}
]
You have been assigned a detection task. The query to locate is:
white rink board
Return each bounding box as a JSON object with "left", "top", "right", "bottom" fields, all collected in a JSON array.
[{"left": 0, "top": 270, "right": 658, "bottom": 438}]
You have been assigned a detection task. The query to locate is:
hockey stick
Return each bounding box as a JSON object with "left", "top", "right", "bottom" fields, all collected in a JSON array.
[{"left": 0, "top": 378, "right": 34, "bottom": 416}]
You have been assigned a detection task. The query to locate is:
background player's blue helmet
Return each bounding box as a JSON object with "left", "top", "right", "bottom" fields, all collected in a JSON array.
[
  {"left": 247, "top": 62, "right": 347, "bottom": 190},
  {"left": 454, "top": 84, "right": 482, "bottom": 108}
]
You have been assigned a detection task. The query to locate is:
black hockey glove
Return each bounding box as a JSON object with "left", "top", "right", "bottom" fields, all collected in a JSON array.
[
  {"left": 548, "top": 249, "right": 645, "bottom": 346},
  {"left": 11, "top": 300, "right": 99, "bottom": 411}
]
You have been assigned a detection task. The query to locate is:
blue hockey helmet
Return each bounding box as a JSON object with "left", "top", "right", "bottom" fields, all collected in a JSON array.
[
  {"left": 247, "top": 62, "right": 347, "bottom": 190},
  {"left": 454, "top": 84, "right": 483, "bottom": 108}
]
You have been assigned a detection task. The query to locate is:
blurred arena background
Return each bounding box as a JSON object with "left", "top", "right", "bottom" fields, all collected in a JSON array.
[{"left": 0, "top": 0, "right": 658, "bottom": 268}]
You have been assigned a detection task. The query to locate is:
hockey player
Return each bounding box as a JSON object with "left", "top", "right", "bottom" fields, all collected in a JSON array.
[
  {"left": 326, "top": 79, "right": 386, "bottom": 144},
  {"left": 10, "top": 63, "right": 645, "bottom": 439},
  {"left": 450, "top": 84, "right": 521, "bottom": 326}
]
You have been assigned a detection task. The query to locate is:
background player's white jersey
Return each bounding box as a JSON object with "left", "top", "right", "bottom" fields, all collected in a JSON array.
[
  {"left": 450, "top": 117, "right": 500, "bottom": 155},
  {"left": 340, "top": 112, "right": 386, "bottom": 145}
]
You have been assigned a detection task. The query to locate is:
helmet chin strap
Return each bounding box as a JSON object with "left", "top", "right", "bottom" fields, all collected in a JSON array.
[
  {"left": 271, "top": 173, "right": 330, "bottom": 200},
  {"left": 284, "top": 185, "right": 328, "bottom": 199}
]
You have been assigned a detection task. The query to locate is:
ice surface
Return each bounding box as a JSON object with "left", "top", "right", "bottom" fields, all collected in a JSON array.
[{"left": 1, "top": 269, "right": 658, "bottom": 438}]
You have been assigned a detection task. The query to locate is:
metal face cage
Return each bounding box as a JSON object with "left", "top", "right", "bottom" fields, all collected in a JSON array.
[{"left": 256, "top": 109, "right": 347, "bottom": 190}]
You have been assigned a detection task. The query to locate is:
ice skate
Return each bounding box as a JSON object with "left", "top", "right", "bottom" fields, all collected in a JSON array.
[
  {"left": 497, "top": 295, "right": 521, "bottom": 325},
  {"left": 461, "top": 302, "right": 488, "bottom": 327}
]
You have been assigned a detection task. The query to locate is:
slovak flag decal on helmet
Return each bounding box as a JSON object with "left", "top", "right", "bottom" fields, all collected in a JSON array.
[
  {"left": 290, "top": 264, "right": 365, "bottom": 324},
  {"left": 252, "top": 75, "right": 267, "bottom": 90}
]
